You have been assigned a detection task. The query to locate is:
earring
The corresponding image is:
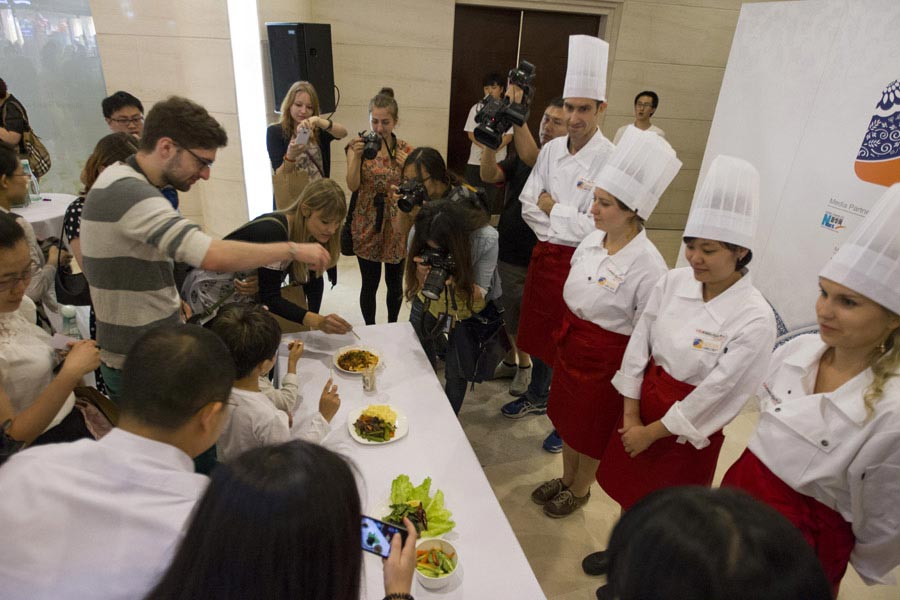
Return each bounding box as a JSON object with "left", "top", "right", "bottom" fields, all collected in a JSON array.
[{"left": 878, "top": 341, "right": 888, "bottom": 354}]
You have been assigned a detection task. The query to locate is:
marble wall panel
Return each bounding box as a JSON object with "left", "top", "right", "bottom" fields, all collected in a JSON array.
[{"left": 90, "top": 0, "right": 230, "bottom": 39}]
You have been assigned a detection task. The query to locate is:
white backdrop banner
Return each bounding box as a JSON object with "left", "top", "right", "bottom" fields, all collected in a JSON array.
[{"left": 683, "top": 0, "right": 900, "bottom": 333}]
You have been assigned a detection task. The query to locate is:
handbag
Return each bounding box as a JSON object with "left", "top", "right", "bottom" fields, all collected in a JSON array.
[
  {"left": 341, "top": 190, "right": 358, "bottom": 256},
  {"left": 447, "top": 301, "right": 512, "bottom": 384},
  {"left": 54, "top": 219, "right": 92, "bottom": 306},
  {"left": 272, "top": 165, "right": 310, "bottom": 210},
  {"left": 0, "top": 96, "right": 51, "bottom": 178},
  {"left": 181, "top": 215, "right": 289, "bottom": 324}
]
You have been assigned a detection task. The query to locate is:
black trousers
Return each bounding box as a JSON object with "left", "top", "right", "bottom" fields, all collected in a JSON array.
[{"left": 357, "top": 257, "right": 404, "bottom": 325}]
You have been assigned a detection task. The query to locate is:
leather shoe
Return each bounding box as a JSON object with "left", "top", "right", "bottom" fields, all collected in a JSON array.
[
  {"left": 596, "top": 584, "right": 611, "bottom": 600},
  {"left": 582, "top": 550, "right": 609, "bottom": 576}
]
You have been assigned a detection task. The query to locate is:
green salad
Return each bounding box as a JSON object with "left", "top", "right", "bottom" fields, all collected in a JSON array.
[{"left": 384, "top": 475, "right": 455, "bottom": 538}]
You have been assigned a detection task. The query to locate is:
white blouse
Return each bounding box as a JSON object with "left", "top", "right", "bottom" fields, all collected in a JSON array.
[
  {"left": 519, "top": 129, "right": 615, "bottom": 247},
  {"left": 0, "top": 296, "right": 73, "bottom": 429},
  {"left": 749, "top": 335, "right": 900, "bottom": 585},
  {"left": 612, "top": 267, "right": 776, "bottom": 448},
  {"left": 562, "top": 229, "right": 668, "bottom": 335}
]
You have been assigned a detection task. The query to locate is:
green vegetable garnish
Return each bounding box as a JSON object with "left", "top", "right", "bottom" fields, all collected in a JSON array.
[{"left": 385, "top": 475, "right": 455, "bottom": 538}]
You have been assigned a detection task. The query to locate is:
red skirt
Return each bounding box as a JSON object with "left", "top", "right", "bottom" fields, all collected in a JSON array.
[
  {"left": 547, "top": 307, "right": 630, "bottom": 459},
  {"left": 597, "top": 360, "right": 725, "bottom": 511},
  {"left": 722, "top": 449, "right": 855, "bottom": 593},
  {"left": 516, "top": 241, "right": 576, "bottom": 366}
]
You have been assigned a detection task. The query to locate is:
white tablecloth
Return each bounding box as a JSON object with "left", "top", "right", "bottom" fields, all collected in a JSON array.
[
  {"left": 13, "top": 192, "right": 77, "bottom": 240},
  {"left": 279, "top": 323, "right": 545, "bottom": 600}
]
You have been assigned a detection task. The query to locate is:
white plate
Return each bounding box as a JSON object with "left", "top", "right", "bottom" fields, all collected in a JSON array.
[
  {"left": 332, "top": 345, "right": 384, "bottom": 374},
  {"left": 347, "top": 405, "right": 409, "bottom": 445}
]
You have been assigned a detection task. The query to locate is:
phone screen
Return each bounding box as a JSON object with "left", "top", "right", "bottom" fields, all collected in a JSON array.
[{"left": 361, "top": 515, "right": 407, "bottom": 558}]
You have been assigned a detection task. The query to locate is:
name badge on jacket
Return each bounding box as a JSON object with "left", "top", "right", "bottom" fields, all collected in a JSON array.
[
  {"left": 596, "top": 263, "right": 625, "bottom": 293},
  {"left": 691, "top": 329, "right": 726, "bottom": 353}
]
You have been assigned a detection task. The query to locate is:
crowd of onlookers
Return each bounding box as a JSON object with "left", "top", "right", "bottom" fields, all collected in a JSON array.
[{"left": 0, "top": 29, "right": 898, "bottom": 600}]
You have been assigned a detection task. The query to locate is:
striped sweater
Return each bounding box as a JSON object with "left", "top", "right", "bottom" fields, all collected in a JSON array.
[{"left": 80, "top": 161, "right": 212, "bottom": 369}]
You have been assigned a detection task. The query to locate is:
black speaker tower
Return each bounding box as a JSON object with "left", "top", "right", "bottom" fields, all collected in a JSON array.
[{"left": 267, "top": 22, "right": 335, "bottom": 114}]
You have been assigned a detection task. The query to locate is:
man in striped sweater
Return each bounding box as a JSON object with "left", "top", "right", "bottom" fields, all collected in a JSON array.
[{"left": 81, "top": 96, "right": 329, "bottom": 399}]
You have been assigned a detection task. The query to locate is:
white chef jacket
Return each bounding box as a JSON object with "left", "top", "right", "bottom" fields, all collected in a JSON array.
[
  {"left": 612, "top": 267, "right": 776, "bottom": 448},
  {"left": 520, "top": 129, "right": 615, "bottom": 247},
  {"left": 562, "top": 229, "right": 668, "bottom": 335},
  {"left": 217, "top": 377, "right": 330, "bottom": 461},
  {"left": 748, "top": 334, "right": 900, "bottom": 585},
  {"left": 0, "top": 428, "right": 207, "bottom": 600}
]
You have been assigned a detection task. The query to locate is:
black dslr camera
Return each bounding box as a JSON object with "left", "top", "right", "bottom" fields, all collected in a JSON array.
[
  {"left": 359, "top": 131, "right": 382, "bottom": 160},
  {"left": 397, "top": 179, "right": 429, "bottom": 213},
  {"left": 418, "top": 248, "right": 456, "bottom": 301},
  {"left": 474, "top": 60, "right": 536, "bottom": 150}
]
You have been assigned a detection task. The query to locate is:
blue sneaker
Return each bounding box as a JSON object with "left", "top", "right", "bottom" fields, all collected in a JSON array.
[
  {"left": 542, "top": 430, "right": 563, "bottom": 453},
  {"left": 500, "top": 396, "right": 547, "bottom": 419}
]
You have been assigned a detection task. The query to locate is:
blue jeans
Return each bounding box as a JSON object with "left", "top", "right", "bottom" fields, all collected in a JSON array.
[
  {"left": 525, "top": 356, "right": 552, "bottom": 406},
  {"left": 99, "top": 363, "right": 124, "bottom": 403}
]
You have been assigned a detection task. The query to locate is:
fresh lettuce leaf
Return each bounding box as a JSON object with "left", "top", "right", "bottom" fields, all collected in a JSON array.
[{"left": 387, "top": 474, "right": 455, "bottom": 537}]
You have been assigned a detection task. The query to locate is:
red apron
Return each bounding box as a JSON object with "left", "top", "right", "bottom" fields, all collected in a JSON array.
[
  {"left": 597, "top": 359, "right": 725, "bottom": 511},
  {"left": 516, "top": 241, "right": 577, "bottom": 366},
  {"left": 723, "top": 449, "right": 855, "bottom": 595},
  {"left": 547, "top": 307, "right": 630, "bottom": 459}
]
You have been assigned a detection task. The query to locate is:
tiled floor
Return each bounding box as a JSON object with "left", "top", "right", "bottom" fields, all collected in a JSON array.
[{"left": 322, "top": 253, "right": 900, "bottom": 600}]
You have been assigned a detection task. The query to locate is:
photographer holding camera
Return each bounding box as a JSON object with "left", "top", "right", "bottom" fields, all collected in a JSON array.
[
  {"left": 464, "top": 73, "right": 513, "bottom": 209},
  {"left": 405, "top": 197, "right": 504, "bottom": 415},
  {"left": 396, "top": 147, "right": 484, "bottom": 223},
  {"left": 345, "top": 88, "right": 414, "bottom": 325}
]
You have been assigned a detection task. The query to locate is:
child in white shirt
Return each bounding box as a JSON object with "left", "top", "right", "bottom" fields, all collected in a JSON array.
[{"left": 209, "top": 304, "right": 340, "bottom": 461}]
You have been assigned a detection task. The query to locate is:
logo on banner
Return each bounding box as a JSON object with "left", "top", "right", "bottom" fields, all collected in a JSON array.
[
  {"left": 820, "top": 211, "right": 845, "bottom": 231},
  {"left": 855, "top": 79, "right": 900, "bottom": 187}
]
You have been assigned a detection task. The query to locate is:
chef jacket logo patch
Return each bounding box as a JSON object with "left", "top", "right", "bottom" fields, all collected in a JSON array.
[
  {"left": 820, "top": 212, "right": 845, "bottom": 231},
  {"left": 855, "top": 79, "right": 900, "bottom": 187},
  {"left": 692, "top": 329, "right": 726, "bottom": 353}
]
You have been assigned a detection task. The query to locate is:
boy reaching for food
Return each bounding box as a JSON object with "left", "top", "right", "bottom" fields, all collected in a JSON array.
[{"left": 209, "top": 304, "right": 341, "bottom": 461}]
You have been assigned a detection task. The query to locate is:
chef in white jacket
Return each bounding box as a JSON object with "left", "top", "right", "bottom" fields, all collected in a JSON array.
[
  {"left": 530, "top": 127, "right": 680, "bottom": 519},
  {"left": 505, "top": 35, "right": 615, "bottom": 421},
  {"left": 596, "top": 155, "right": 776, "bottom": 512},
  {"left": 723, "top": 184, "right": 900, "bottom": 595}
]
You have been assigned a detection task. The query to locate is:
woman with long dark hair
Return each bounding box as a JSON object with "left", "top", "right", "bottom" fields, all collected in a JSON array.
[
  {"left": 145, "top": 440, "right": 417, "bottom": 600},
  {"left": 405, "top": 196, "right": 502, "bottom": 414}
]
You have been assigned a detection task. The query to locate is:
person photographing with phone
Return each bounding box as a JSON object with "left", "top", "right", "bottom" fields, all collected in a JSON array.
[{"left": 145, "top": 440, "right": 418, "bottom": 600}]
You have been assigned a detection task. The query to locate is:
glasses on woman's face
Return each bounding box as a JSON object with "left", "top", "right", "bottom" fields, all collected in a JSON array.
[{"left": 0, "top": 261, "right": 39, "bottom": 292}]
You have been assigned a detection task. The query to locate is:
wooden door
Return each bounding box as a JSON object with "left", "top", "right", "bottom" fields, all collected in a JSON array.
[
  {"left": 519, "top": 11, "right": 603, "bottom": 138},
  {"left": 447, "top": 5, "right": 520, "bottom": 176},
  {"left": 447, "top": 7, "right": 605, "bottom": 175}
]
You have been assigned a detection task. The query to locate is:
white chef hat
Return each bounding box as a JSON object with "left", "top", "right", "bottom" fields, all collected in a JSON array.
[
  {"left": 683, "top": 155, "right": 760, "bottom": 252},
  {"left": 563, "top": 35, "right": 609, "bottom": 102},
  {"left": 594, "top": 126, "right": 682, "bottom": 219},
  {"left": 819, "top": 184, "right": 900, "bottom": 314}
]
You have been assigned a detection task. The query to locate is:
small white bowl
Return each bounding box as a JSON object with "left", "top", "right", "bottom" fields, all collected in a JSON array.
[{"left": 414, "top": 538, "right": 460, "bottom": 590}]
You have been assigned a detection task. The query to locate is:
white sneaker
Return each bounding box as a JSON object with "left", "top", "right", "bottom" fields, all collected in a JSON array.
[
  {"left": 493, "top": 360, "right": 518, "bottom": 380},
  {"left": 509, "top": 365, "right": 532, "bottom": 396}
]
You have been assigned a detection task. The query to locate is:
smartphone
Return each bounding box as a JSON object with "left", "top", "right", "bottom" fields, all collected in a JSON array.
[
  {"left": 295, "top": 127, "right": 311, "bottom": 145},
  {"left": 361, "top": 515, "right": 407, "bottom": 558}
]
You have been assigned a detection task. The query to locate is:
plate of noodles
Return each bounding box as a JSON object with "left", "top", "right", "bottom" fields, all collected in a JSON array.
[{"left": 333, "top": 345, "right": 383, "bottom": 374}]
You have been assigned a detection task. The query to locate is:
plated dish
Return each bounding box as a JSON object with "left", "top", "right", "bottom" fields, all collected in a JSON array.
[
  {"left": 333, "top": 345, "right": 382, "bottom": 374},
  {"left": 347, "top": 405, "right": 408, "bottom": 445}
]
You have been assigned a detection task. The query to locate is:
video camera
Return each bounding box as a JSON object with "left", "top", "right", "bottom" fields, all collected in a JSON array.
[{"left": 473, "top": 60, "right": 536, "bottom": 150}]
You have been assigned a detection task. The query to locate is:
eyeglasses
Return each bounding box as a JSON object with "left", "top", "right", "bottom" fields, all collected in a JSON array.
[
  {"left": 635, "top": 102, "right": 654, "bottom": 109},
  {"left": 179, "top": 146, "right": 215, "bottom": 170},
  {"left": 0, "top": 261, "right": 39, "bottom": 292},
  {"left": 109, "top": 115, "right": 144, "bottom": 125}
]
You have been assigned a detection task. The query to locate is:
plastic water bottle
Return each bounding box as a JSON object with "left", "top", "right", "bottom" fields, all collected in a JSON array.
[
  {"left": 20, "top": 159, "right": 40, "bottom": 203},
  {"left": 60, "top": 305, "right": 82, "bottom": 340}
]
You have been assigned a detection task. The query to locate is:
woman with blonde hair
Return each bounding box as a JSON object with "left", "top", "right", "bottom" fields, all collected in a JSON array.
[
  {"left": 222, "top": 178, "right": 352, "bottom": 334},
  {"left": 722, "top": 184, "right": 900, "bottom": 596},
  {"left": 267, "top": 81, "right": 347, "bottom": 181}
]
